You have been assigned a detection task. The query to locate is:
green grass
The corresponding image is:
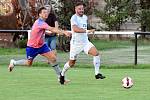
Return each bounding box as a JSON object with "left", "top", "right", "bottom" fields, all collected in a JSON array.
[
  {"left": 90, "top": 39, "right": 134, "bottom": 50},
  {"left": 91, "top": 39, "right": 150, "bottom": 50},
  {"left": 0, "top": 65, "right": 150, "bottom": 100},
  {"left": 0, "top": 48, "right": 25, "bottom": 55}
]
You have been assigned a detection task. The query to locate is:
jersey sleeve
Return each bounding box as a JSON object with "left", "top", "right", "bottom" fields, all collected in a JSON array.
[
  {"left": 84, "top": 15, "right": 88, "bottom": 21},
  {"left": 71, "top": 15, "right": 78, "bottom": 26},
  {"left": 40, "top": 21, "right": 49, "bottom": 30}
]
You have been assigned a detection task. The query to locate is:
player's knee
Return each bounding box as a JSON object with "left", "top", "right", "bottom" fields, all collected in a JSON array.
[
  {"left": 93, "top": 50, "right": 100, "bottom": 56},
  {"left": 50, "top": 57, "right": 57, "bottom": 63},
  {"left": 95, "top": 52, "right": 99, "bottom": 56},
  {"left": 70, "top": 63, "right": 75, "bottom": 67},
  {"left": 69, "top": 60, "right": 76, "bottom": 67},
  {"left": 88, "top": 49, "right": 99, "bottom": 56},
  {"left": 27, "top": 61, "right": 32, "bottom": 66}
]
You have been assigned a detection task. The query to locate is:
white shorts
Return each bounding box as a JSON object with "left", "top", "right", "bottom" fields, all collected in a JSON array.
[{"left": 70, "top": 41, "right": 94, "bottom": 60}]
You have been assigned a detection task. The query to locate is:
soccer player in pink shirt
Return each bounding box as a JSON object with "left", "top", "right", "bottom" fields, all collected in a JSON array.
[{"left": 8, "top": 7, "right": 71, "bottom": 83}]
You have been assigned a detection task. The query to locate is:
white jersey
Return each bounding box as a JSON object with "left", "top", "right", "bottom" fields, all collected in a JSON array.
[{"left": 70, "top": 14, "right": 89, "bottom": 45}]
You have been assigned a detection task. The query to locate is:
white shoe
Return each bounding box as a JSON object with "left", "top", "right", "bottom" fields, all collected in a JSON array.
[{"left": 8, "top": 59, "right": 15, "bottom": 72}]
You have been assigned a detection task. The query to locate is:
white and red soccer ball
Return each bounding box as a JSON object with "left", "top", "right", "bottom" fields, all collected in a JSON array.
[{"left": 122, "top": 76, "right": 133, "bottom": 89}]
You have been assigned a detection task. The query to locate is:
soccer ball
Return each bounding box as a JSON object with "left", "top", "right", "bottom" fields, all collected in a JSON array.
[{"left": 122, "top": 76, "right": 133, "bottom": 89}]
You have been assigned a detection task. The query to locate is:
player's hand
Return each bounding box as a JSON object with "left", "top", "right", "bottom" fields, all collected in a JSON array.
[
  {"left": 86, "top": 29, "right": 95, "bottom": 34},
  {"left": 45, "top": 30, "right": 52, "bottom": 34},
  {"left": 63, "top": 31, "right": 72, "bottom": 37}
]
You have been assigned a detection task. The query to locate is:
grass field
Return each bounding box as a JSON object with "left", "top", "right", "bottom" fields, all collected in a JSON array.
[
  {"left": 1, "top": 39, "right": 150, "bottom": 100},
  {"left": 0, "top": 65, "right": 150, "bottom": 100}
]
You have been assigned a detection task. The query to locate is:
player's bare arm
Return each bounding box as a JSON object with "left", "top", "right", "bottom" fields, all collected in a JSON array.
[
  {"left": 72, "top": 25, "right": 95, "bottom": 33},
  {"left": 45, "top": 21, "right": 59, "bottom": 35},
  {"left": 46, "top": 26, "right": 71, "bottom": 37}
]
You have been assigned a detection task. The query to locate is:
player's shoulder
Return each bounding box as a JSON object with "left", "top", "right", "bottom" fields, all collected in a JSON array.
[
  {"left": 82, "top": 15, "right": 88, "bottom": 20},
  {"left": 36, "top": 18, "right": 46, "bottom": 25},
  {"left": 71, "top": 14, "right": 77, "bottom": 20},
  {"left": 71, "top": 14, "right": 87, "bottom": 20},
  {"left": 83, "top": 15, "right": 87, "bottom": 18}
]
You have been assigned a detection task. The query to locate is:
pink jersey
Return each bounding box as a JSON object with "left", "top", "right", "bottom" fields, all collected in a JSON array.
[{"left": 27, "top": 18, "right": 49, "bottom": 48}]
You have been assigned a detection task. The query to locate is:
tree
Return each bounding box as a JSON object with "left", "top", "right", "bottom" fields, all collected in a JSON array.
[
  {"left": 140, "top": 0, "right": 150, "bottom": 31},
  {"left": 55, "top": 0, "right": 95, "bottom": 29},
  {"left": 94, "top": 0, "right": 137, "bottom": 31}
]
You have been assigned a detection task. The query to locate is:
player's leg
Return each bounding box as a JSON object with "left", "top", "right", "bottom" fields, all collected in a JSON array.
[
  {"left": 61, "top": 44, "right": 83, "bottom": 76},
  {"left": 41, "top": 44, "right": 70, "bottom": 84},
  {"left": 59, "top": 59, "right": 76, "bottom": 85},
  {"left": 41, "top": 51, "right": 61, "bottom": 77},
  {"left": 60, "top": 44, "right": 83, "bottom": 84},
  {"left": 8, "top": 46, "right": 37, "bottom": 72},
  {"left": 8, "top": 59, "right": 31, "bottom": 72},
  {"left": 61, "top": 60, "right": 76, "bottom": 76},
  {"left": 84, "top": 42, "right": 105, "bottom": 79},
  {"left": 39, "top": 44, "right": 60, "bottom": 76}
]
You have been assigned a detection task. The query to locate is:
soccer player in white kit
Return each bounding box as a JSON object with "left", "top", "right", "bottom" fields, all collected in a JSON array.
[{"left": 59, "top": 2, "right": 105, "bottom": 84}]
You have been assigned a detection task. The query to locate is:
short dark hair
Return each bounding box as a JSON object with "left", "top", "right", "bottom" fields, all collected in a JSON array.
[
  {"left": 75, "top": 1, "right": 85, "bottom": 7},
  {"left": 38, "top": 7, "right": 47, "bottom": 16}
]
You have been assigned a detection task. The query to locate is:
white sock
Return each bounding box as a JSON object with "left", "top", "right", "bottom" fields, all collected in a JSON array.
[
  {"left": 93, "top": 56, "right": 100, "bottom": 75},
  {"left": 13, "top": 59, "right": 27, "bottom": 66},
  {"left": 61, "top": 62, "right": 70, "bottom": 76}
]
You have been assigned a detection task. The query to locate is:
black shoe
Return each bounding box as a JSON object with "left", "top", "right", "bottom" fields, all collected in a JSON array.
[
  {"left": 59, "top": 74, "right": 65, "bottom": 85},
  {"left": 95, "top": 73, "right": 106, "bottom": 79}
]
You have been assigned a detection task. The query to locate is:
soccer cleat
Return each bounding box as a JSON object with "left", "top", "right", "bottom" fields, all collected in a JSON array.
[
  {"left": 95, "top": 73, "right": 106, "bottom": 79},
  {"left": 58, "top": 78, "right": 71, "bottom": 84},
  {"left": 59, "top": 74, "right": 65, "bottom": 85},
  {"left": 8, "top": 59, "right": 15, "bottom": 72}
]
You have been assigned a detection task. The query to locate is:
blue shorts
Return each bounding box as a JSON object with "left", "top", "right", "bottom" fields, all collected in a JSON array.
[{"left": 26, "top": 44, "right": 51, "bottom": 60}]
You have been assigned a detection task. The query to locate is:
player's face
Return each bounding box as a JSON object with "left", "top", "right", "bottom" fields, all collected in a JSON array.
[
  {"left": 75, "top": 5, "right": 84, "bottom": 16},
  {"left": 39, "top": 9, "right": 48, "bottom": 20}
]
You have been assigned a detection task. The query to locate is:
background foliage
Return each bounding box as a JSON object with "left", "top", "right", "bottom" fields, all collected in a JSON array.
[
  {"left": 94, "top": 0, "right": 137, "bottom": 31},
  {"left": 54, "top": 0, "right": 95, "bottom": 29}
]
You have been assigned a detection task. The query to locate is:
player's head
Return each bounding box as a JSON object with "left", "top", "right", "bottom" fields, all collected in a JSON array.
[
  {"left": 75, "top": 2, "right": 84, "bottom": 17},
  {"left": 38, "top": 7, "right": 48, "bottom": 20}
]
